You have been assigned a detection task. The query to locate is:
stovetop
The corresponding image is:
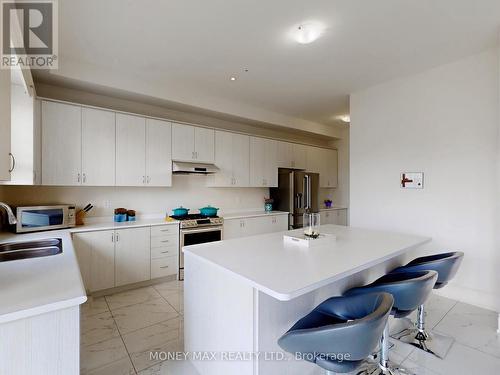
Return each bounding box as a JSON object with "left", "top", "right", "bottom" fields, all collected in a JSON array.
[
  {"left": 170, "top": 214, "right": 223, "bottom": 229},
  {"left": 170, "top": 214, "right": 219, "bottom": 220}
]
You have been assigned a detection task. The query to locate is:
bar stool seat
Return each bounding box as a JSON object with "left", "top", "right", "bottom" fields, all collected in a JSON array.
[
  {"left": 344, "top": 270, "right": 438, "bottom": 375},
  {"left": 278, "top": 293, "right": 394, "bottom": 374},
  {"left": 389, "top": 251, "right": 464, "bottom": 359}
]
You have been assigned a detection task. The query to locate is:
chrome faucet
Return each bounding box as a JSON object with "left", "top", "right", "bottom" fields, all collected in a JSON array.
[{"left": 0, "top": 202, "right": 17, "bottom": 225}]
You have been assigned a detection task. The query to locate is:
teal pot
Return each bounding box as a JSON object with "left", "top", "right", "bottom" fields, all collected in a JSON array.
[
  {"left": 172, "top": 206, "right": 190, "bottom": 217},
  {"left": 199, "top": 205, "right": 219, "bottom": 217},
  {"left": 265, "top": 203, "right": 273, "bottom": 212}
]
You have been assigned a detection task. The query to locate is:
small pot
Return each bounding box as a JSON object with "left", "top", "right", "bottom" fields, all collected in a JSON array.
[
  {"left": 199, "top": 205, "right": 219, "bottom": 217},
  {"left": 172, "top": 206, "right": 190, "bottom": 217}
]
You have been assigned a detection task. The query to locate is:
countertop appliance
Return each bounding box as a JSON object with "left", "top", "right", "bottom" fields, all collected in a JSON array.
[
  {"left": 171, "top": 213, "right": 223, "bottom": 280},
  {"left": 270, "top": 169, "right": 319, "bottom": 229},
  {"left": 13, "top": 205, "right": 76, "bottom": 233}
]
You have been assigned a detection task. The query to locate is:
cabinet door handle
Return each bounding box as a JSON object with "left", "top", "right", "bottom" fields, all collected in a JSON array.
[
  {"left": 115, "top": 233, "right": 119, "bottom": 242},
  {"left": 147, "top": 176, "right": 151, "bottom": 184},
  {"left": 83, "top": 173, "right": 87, "bottom": 183},
  {"left": 112, "top": 233, "right": 114, "bottom": 242},
  {"left": 142, "top": 176, "right": 146, "bottom": 184},
  {"left": 161, "top": 240, "right": 169, "bottom": 243},
  {"left": 77, "top": 173, "right": 81, "bottom": 183},
  {"left": 160, "top": 265, "right": 169, "bottom": 269},
  {"left": 161, "top": 251, "right": 169, "bottom": 254},
  {"left": 8, "top": 153, "right": 15, "bottom": 173},
  {"left": 160, "top": 229, "right": 170, "bottom": 232}
]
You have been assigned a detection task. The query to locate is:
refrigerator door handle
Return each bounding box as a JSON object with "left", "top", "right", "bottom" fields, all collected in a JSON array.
[
  {"left": 296, "top": 193, "right": 302, "bottom": 208},
  {"left": 304, "top": 175, "right": 311, "bottom": 210}
]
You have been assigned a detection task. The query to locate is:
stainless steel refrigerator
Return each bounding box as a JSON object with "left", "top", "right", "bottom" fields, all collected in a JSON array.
[{"left": 270, "top": 168, "right": 320, "bottom": 229}]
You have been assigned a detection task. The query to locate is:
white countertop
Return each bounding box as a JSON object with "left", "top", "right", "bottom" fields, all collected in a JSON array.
[
  {"left": 184, "top": 225, "right": 431, "bottom": 301},
  {"left": 0, "top": 230, "right": 87, "bottom": 324},
  {"left": 319, "top": 206, "right": 348, "bottom": 211},
  {"left": 70, "top": 218, "right": 179, "bottom": 233},
  {"left": 221, "top": 210, "right": 289, "bottom": 220}
]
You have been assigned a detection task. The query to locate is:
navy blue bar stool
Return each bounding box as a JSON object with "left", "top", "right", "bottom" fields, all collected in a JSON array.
[
  {"left": 345, "top": 270, "right": 438, "bottom": 375},
  {"left": 278, "top": 293, "right": 394, "bottom": 374},
  {"left": 389, "top": 251, "right": 464, "bottom": 359}
]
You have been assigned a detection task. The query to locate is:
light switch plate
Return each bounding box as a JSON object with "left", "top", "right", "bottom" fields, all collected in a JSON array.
[{"left": 401, "top": 172, "right": 424, "bottom": 189}]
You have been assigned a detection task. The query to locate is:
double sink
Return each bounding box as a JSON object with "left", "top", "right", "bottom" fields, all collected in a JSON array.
[{"left": 0, "top": 238, "right": 63, "bottom": 262}]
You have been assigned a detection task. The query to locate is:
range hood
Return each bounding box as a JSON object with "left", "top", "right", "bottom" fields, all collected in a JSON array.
[{"left": 172, "top": 161, "right": 219, "bottom": 174}]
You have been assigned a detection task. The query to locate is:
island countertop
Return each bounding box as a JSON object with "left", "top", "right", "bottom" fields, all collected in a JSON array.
[{"left": 184, "top": 224, "right": 431, "bottom": 301}]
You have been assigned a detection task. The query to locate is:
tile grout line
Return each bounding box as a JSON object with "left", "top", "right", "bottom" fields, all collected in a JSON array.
[
  {"left": 152, "top": 284, "right": 184, "bottom": 315},
  {"left": 104, "top": 295, "right": 140, "bottom": 375},
  {"left": 430, "top": 299, "right": 459, "bottom": 330}
]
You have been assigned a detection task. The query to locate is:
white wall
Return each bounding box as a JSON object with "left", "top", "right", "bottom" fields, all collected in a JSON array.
[
  {"left": 350, "top": 48, "right": 500, "bottom": 312},
  {"left": 0, "top": 175, "right": 268, "bottom": 219}
]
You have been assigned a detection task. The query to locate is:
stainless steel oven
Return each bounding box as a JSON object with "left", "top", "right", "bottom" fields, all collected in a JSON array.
[
  {"left": 179, "top": 224, "right": 223, "bottom": 280},
  {"left": 14, "top": 205, "right": 76, "bottom": 233}
]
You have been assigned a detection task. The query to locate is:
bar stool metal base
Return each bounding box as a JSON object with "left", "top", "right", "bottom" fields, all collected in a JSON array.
[
  {"left": 355, "top": 360, "right": 414, "bottom": 375},
  {"left": 357, "top": 322, "right": 415, "bottom": 375},
  {"left": 390, "top": 305, "right": 454, "bottom": 359}
]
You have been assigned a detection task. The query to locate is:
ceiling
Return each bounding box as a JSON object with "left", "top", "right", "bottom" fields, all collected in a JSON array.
[{"left": 36, "top": 0, "right": 500, "bottom": 135}]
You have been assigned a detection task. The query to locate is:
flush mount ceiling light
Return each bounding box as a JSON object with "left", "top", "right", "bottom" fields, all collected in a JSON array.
[
  {"left": 230, "top": 76, "right": 237, "bottom": 81},
  {"left": 338, "top": 115, "right": 350, "bottom": 123},
  {"left": 291, "top": 21, "right": 326, "bottom": 44}
]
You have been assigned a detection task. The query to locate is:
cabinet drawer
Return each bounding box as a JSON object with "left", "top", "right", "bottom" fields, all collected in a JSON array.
[
  {"left": 151, "top": 234, "right": 178, "bottom": 248},
  {"left": 151, "top": 225, "right": 177, "bottom": 237},
  {"left": 151, "top": 245, "right": 177, "bottom": 259},
  {"left": 151, "top": 256, "right": 177, "bottom": 278}
]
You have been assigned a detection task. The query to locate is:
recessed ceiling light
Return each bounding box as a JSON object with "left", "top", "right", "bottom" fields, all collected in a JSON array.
[
  {"left": 291, "top": 21, "right": 326, "bottom": 44},
  {"left": 230, "top": 76, "right": 237, "bottom": 81}
]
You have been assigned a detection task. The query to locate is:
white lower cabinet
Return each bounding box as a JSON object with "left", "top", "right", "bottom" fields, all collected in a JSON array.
[
  {"left": 320, "top": 209, "right": 348, "bottom": 226},
  {"left": 115, "top": 227, "right": 151, "bottom": 287},
  {"left": 73, "top": 230, "right": 115, "bottom": 293},
  {"left": 223, "top": 214, "right": 288, "bottom": 240},
  {"left": 73, "top": 224, "right": 178, "bottom": 293}
]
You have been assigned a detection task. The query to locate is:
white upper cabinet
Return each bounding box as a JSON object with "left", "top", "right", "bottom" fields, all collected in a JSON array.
[
  {"left": 171, "top": 123, "right": 214, "bottom": 163},
  {"left": 146, "top": 118, "right": 172, "bottom": 187},
  {"left": 82, "top": 107, "right": 116, "bottom": 186},
  {"left": 292, "top": 144, "right": 307, "bottom": 170},
  {"left": 4, "top": 86, "right": 41, "bottom": 185},
  {"left": 116, "top": 113, "right": 146, "bottom": 186},
  {"left": 0, "top": 69, "right": 11, "bottom": 181},
  {"left": 277, "top": 142, "right": 307, "bottom": 170},
  {"left": 42, "top": 101, "right": 82, "bottom": 186},
  {"left": 306, "top": 146, "right": 338, "bottom": 188},
  {"left": 250, "top": 137, "right": 278, "bottom": 187},
  {"left": 194, "top": 126, "right": 215, "bottom": 163},
  {"left": 322, "top": 149, "right": 338, "bottom": 188},
  {"left": 277, "top": 141, "right": 293, "bottom": 168},
  {"left": 306, "top": 146, "right": 322, "bottom": 174},
  {"left": 171, "top": 123, "right": 194, "bottom": 161},
  {"left": 212, "top": 130, "right": 249, "bottom": 187}
]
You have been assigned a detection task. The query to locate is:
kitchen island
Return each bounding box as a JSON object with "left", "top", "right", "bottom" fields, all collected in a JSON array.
[{"left": 184, "top": 224, "right": 431, "bottom": 375}]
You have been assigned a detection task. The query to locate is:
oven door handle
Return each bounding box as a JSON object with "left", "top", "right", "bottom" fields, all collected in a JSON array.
[{"left": 181, "top": 226, "right": 223, "bottom": 234}]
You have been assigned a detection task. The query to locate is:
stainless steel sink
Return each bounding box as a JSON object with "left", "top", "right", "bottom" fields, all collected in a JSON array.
[{"left": 0, "top": 238, "right": 63, "bottom": 262}]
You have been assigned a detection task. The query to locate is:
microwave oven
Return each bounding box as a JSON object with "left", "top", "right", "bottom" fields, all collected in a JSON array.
[{"left": 14, "top": 205, "right": 76, "bottom": 233}]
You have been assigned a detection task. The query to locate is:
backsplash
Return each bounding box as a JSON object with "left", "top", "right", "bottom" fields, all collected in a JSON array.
[{"left": 0, "top": 175, "right": 268, "bottom": 219}]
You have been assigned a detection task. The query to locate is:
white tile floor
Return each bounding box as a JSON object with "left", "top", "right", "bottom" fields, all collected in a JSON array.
[{"left": 80, "top": 284, "right": 500, "bottom": 375}]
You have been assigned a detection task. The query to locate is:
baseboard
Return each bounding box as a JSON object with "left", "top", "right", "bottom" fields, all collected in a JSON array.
[{"left": 433, "top": 284, "right": 499, "bottom": 313}]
